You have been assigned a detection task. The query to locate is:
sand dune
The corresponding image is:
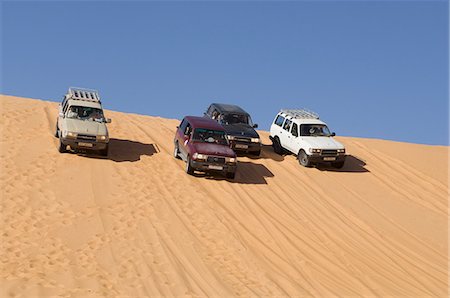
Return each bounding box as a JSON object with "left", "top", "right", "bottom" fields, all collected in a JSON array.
[{"left": 0, "top": 95, "right": 448, "bottom": 297}]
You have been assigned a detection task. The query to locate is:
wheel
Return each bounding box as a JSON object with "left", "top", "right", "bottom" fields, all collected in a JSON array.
[
  {"left": 58, "top": 139, "right": 67, "bottom": 153},
  {"left": 185, "top": 156, "right": 194, "bottom": 175},
  {"left": 298, "top": 150, "right": 311, "bottom": 167},
  {"left": 226, "top": 172, "right": 236, "bottom": 179},
  {"left": 54, "top": 122, "right": 59, "bottom": 138},
  {"left": 332, "top": 161, "right": 345, "bottom": 169},
  {"left": 250, "top": 150, "right": 261, "bottom": 157},
  {"left": 272, "top": 136, "right": 283, "bottom": 155},
  {"left": 173, "top": 142, "right": 181, "bottom": 159},
  {"left": 99, "top": 146, "right": 109, "bottom": 157}
]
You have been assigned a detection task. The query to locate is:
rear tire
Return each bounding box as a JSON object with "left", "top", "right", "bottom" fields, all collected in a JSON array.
[
  {"left": 54, "top": 123, "right": 59, "bottom": 138},
  {"left": 186, "top": 156, "right": 194, "bottom": 175},
  {"left": 58, "top": 139, "right": 67, "bottom": 153},
  {"left": 173, "top": 142, "right": 181, "bottom": 159},
  {"left": 272, "top": 137, "right": 283, "bottom": 155},
  {"left": 298, "top": 150, "right": 311, "bottom": 167},
  {"left": 226, "top": 172, "right": 236, "bottom": 179},
  {"left": 332, "top": 161, "right": 345, "bottom": 169}
]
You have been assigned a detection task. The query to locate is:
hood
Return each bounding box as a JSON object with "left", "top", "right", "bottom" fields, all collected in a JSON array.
[
  {"left": 301, "top": 136, "right": 344, "bottom": 150},
  {"left": 65, "top": 119, "right": 108, "bottom": 136},
  {"left": 191, "top": 142, "right": 236, "bottom": 157},
  {"left": 222, "top": 123, "right": 259, "bottom": 138}
]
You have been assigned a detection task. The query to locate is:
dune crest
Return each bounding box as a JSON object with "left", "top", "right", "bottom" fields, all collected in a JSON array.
[{"left": 0, "top": 95, "right": 448, "bottom": 297}]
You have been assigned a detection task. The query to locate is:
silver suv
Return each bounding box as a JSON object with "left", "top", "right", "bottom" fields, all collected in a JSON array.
[{"left": 55, "top": 87, "right": 111, "bottom": 156}]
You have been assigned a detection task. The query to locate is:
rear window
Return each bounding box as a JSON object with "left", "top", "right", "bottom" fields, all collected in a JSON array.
[{"left": 274, "top": 115, "right": 285, "bottom": 127}]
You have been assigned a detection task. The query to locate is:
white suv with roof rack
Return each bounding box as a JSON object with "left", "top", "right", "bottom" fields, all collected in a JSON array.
[
  {"left": 55, "top": 87, "right": 111, "bottom": 156},
  {"left": 269, "top": 109, "right": 346, "bottom": 168}
]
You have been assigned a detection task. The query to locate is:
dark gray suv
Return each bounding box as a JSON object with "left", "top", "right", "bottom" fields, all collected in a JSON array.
[{"left": 204, "top": 103, "right": 262, "bottom": 156}]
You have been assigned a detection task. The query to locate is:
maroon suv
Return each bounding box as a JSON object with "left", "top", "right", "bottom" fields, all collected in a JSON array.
[{"left": 173, "top": 116, "right": 237, "bottom": 179}]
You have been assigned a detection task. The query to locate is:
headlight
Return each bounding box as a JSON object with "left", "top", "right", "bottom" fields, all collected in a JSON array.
[
  {"left": 192, "top": 153, "right": 207, "bottom": 160},
  {"left": 251, "top": 138, "right": 260, "bottom": 143},
  {"left": 338, "top": 149, "right": 346, "bottom": 154},
  {"left": 226, "top": 135, "right": 235, "bottom": 141},
  {"left": 226, "top": 157, "right": 236, "bottom": 163},
  {"left": 96, "top": 135, "right": 109, "bottom": 142},
  {"left": 309, "top": 148, "right": 321, "bottom": 153},
  {"left": 64, "top": 131, "right": 77, "bottom": 138}
]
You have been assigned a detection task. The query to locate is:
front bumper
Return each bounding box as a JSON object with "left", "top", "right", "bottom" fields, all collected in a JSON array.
[
  {"left": 61, "top": 138, "right": 108, "bottom": 151},
  {"left": 190, "top": 160, "right": 237, "bottom": 174},
  {"left": 307, "top": 154, "right": 346, "bottom": 164}
]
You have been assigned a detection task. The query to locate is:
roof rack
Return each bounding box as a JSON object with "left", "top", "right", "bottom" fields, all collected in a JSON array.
[
  {"left": 280, "top": 109, "right": 319, "bottom": 119},
  {"left": 65, "top": 87, "right": 101, "bottom": 103}
]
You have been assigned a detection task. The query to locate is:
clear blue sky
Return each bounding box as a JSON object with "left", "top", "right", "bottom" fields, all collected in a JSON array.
[{"left": 2, "top": 0, "right": 448, "bottom": 145}]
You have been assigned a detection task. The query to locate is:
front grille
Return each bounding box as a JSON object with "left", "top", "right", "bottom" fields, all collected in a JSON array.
[
  {"left": 235, "top": 137, "right": 251, "bottom": 143},
  {"left": 77, "top": 134, "right": 96, "bottom": 141},
  {"left": 321, "top": 150, "right": 338, "bottom": 156},
  {"left": 207, "top": 156, "right": 226, "bottom": 164}
]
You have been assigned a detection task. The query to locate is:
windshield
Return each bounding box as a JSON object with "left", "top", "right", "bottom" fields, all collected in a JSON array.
[
  {"left": 192, "top": 128, "right": 228, "bottom": 145},
  {"left": 220, "top": 114, "right": 252, "bottom": 126},
  {"left": 66, "top": 105, "right": 105, "bottom": 122},
  {"left": 300, "top": 124, "right": 332, "bottom": 137}
]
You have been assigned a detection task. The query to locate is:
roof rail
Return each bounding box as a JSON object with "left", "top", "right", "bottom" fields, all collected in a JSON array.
[
  {"left": 280, "top": 109, "right": 319, "bottom": 120},
  {"left": 66, "top": 87, "right": 101, "bottom": 103}
]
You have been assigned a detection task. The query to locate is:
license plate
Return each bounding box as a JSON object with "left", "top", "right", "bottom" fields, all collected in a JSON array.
[
  {"left": 323, "top": 157, "right": 336, "bottom": 161},
  {"left": 208, "top": 165, "right": 223, "bottom": 170},
  {"left": 235, "top": 144, "right": 248, "bottom": 149},
  {"left": 78, "top": 142, "right": 93, "bottom": 148}
]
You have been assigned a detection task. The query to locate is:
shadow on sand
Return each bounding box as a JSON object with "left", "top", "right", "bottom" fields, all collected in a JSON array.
[
  {"left": 194, "top": 161, "right": 274, "bottom": 185},
  {"left": 76, "top": 138, "right": 159, "bottom": 162},
  {"left": 315, "top": 155, "right": 369, "bottom": 173}
]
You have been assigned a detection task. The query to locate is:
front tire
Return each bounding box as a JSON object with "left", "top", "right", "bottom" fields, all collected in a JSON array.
[
  {"left": 186, "top": 156, "right": 194, "bottom": 175},
  {"left": 250, "top": 150, "right": 261, "bottom": 157},
  {"left": 226, "top": 172, "right": 236, "bottom": 179},
  {"left": 298, "top": 150, "right": 311, "bottom": 167},
  {"left": 272, "top": 136, "right": 283, "bottom": 155},
  {"left": 58, "top": 139, "right": 67, "bottom": 153},
  {"left": 332, "top": 161, "right": 345, "bottom": 169},
  {"left": 99, "top": 146, "right": 109, "bottom": 157}
]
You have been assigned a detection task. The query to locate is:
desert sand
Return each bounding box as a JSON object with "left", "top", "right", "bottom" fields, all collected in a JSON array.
[{"left": 0, "top": 95, "right": 448, "bottom": 297}]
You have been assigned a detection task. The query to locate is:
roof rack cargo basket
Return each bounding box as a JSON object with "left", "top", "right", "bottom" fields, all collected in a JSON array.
[
  {"left": 280, "top": 109, "right": 319, "bottom": 119},
  {"left": 66, "top": 87, "right": 101, "bottom": 103}
]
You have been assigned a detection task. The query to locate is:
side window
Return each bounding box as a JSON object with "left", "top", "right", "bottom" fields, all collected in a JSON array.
[
  {"left": 179, "top": 119, "right": 188, "bottom": 132},
  {"left": 274, "top": 115, "right": 285, "bottom": 127},
  {"left": 211, "top": 109, "right": 220, "bottom": 120},
  {"left": 283, "top": 119, "right": 292, "bottom": 131},
  {"left": 206, "top": 105, "right": 214, "bottom": 116},
  {"left": 62, "top": 101, "right": 69, "bottom": 114},
  {"left": 184, "top": 123, "right": 192, "bottom": 136},
  {"left": 291, "top": 123, "right": 298, "bottom": 137}
]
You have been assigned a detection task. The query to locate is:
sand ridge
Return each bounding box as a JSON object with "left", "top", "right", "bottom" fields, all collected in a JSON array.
[{"left": 0, "top": 95, "right": 448, "bottom": 297}]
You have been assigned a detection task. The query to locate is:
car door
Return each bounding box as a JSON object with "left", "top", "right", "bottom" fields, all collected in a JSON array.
[
  {"left": 57, "top": 98, "right": 69, "bottom": 134},
  {"left": 288, "top": 122, "right": 301, "bottom": 154},
  {"left": 270, "top": 114, "right": 285, "bottom": 138},
  {"left": 280, "top": 118, "right": 294, "bottom": 153},
  {"left": 177, "top": 121, "right": 192, "bottom": 160}
]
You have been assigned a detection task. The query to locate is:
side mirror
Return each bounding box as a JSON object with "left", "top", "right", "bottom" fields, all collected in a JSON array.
[
  {"left": 331, "top": 132, "right": 336, "bottom": 137},
  {"left": 58, "top": 112, "right": 64, "bottom": 118},
  {"left": 253, "top": 124, "right": 258, "bottom": 129},
  {"left": 106, "top": 118, "right": 112, "bottom": 123}
]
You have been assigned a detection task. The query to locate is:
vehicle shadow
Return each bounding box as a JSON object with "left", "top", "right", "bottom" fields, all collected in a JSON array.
[
  {"left": 196, "top": 161, "right": 274, "bottom": 185},
  {"left": 76, "top": 138, "right": 159, "bottom": 162},
  {"left": 315, "top": 155, "right": 369, "bottom": 173},
  {"left": 240, "top": 144, "right": 286, "bottom": 162}
]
